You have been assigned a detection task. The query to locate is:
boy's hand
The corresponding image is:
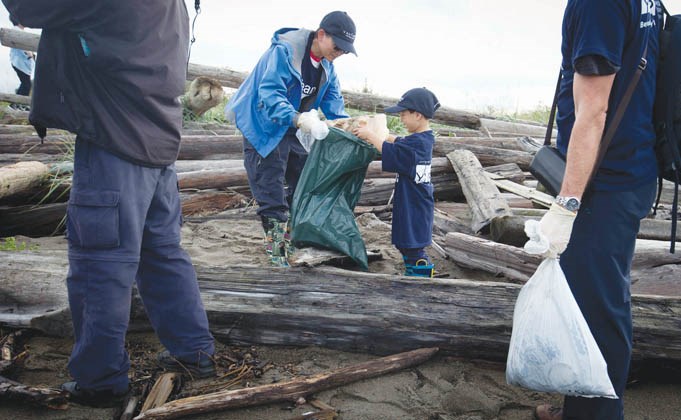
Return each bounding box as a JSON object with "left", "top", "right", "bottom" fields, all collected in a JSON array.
[{"left": 351, "top": 123, "right": 374, "bottom": 142}]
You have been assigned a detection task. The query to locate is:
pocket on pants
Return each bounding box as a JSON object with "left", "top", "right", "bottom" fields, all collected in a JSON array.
[{"left": 67, "top": 189, "right": 120, "bottom": 249}]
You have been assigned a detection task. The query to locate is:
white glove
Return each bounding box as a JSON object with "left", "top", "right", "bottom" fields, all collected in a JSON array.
[
  {"left": 539, "top": 202, "right": 577, "bottom": 257},
  {"left": 297, "top": 110, "right": 329, "bottom": 140}
]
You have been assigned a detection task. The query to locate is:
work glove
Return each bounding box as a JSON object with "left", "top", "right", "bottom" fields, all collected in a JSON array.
[
  {"left": 296, "top": 110, "right": 329, "bottom": 140},
  {"left": 538, "top": 202, "right": 577, "bottom": 257}
]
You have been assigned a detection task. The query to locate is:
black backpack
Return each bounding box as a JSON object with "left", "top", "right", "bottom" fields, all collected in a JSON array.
[{"left": 653, "top": 3, "right": 681, "bottom": 253}]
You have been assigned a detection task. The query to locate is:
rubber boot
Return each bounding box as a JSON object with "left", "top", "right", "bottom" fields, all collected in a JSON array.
[
  {"left": 263, "top": 217, "right": 289, "bottom": 267},
  {"left": 404, "top": 258, "right": 435, "bottom": 278}
]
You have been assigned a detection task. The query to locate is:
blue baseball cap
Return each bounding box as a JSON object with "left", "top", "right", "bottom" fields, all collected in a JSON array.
[
  {"left": 320, "top": 11, "right": 357, "bottom": 55},
  {"left": 384, "top": 87, "right": 441, "bottom": 118}
]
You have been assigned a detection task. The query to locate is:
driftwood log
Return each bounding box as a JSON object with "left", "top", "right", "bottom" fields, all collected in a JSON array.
[
  {"left": 134, "top": 348, "right": 438, "bottom": 420},
  {"left": 1, "top": 252, "right": 680, "bottom": 363},
  {"left": 0, "top": 375, "right": 68, "bottom": 410},
  {"left": 0, "top": 161, "right": 49, "bottom": 201},
  {"left": 447, "top": 150, "right": 512, "bottom": 233},
  {"left": 0, "top": 93, "right": 31, "bottom": 106},
  {"left": 490, "top": 214, "right": 681, "bottom": 247},
  {"left": 479, "top": 117, "right": 556, "bottom": 138}
]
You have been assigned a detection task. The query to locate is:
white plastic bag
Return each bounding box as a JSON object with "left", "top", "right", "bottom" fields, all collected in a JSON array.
[
  {"left": 506, "top": 220, "right": 617, "bottom": 399},
  {"left": 296, "top": 110, "right": 329, "bottom": 152}
]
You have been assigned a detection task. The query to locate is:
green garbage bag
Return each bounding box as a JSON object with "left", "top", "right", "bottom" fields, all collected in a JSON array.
[{"left": 290, "top": 127, "right": 379, "bottom": 270}]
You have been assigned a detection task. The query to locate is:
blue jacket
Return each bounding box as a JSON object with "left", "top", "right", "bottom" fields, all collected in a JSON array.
[{"left": 225, "top": 28, "right": 349, "bottom": 158}]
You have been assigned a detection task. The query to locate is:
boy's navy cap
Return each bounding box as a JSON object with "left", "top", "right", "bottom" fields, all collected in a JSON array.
[
  {"left": 384, "top": 87, "right": 441, "bottom": 119},
  {"left": 320, "top": 11, "right": 357, "bottom": 55}
]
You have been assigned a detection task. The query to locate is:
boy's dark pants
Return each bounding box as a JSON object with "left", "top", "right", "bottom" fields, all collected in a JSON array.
[
  {"left": 560, "top": 181, "right": 655, "bottom": 420},
  {"left": 12, "top": 65, "right": 31, "bottom": 96},
  {"left": 243, "top": 131, "right": 308, "bottom": 223},
  {"left": 66, "top": 139, "right": 214, "bottom": 393}
]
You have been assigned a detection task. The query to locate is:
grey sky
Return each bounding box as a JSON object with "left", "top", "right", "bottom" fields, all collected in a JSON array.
[{"left": 2, "top": 1, "right": 678, "bottom": 112}]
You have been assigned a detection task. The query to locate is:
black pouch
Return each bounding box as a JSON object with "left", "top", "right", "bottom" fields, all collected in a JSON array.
[{"left": 529, "top": 146, "right": 565, "bottom": 196}]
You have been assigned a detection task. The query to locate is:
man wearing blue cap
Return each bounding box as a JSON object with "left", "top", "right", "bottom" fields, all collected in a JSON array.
[
  {"left": 352, "top": 87, "right": 440, "bottom": 277},
  {"left": 226, "top": 11, "right": 357, "bottom": 267}
]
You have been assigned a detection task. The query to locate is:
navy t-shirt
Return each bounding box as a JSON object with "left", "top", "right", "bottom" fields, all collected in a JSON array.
[
  {"left": 381, "top": 131, "right": 435, "bottom": 248},
  {"left": 557, "top": 0, "right": 660, "bottom": 191}
]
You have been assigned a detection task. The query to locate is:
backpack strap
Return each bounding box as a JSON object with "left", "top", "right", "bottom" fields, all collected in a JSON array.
[{"left": 543, "top": 46, "right": 649, "bottom": 181}]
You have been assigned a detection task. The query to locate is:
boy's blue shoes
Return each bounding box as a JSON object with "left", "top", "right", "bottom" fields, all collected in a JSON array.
[{"left": 404, "top": 258, "right": 434, "bottom": 278}]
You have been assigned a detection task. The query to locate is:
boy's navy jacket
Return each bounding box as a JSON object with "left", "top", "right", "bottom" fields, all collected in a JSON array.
[
  {"left": 2, "top": 0, "right": 190, "bottom": 167},
  {"left": 225, "top": 27, "right": 348, "bottom": 158},
  {"left": 381, "top": 130, "right": 435, "bottom": 249}
]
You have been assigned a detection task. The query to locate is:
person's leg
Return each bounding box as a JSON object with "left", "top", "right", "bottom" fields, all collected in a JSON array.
[
  {"left": 559, "top": 182, "right": 656, "bottom": 420},
  {"left": 284, "top": 132, "right": 309, "bottom": 209},
  {"left": 66, "top": 139, "right": 158, "bottom": 394},
  {"left": 12, "top": 66, "right": 31, "bottom": 96},
  {"left": 135, "top": 164, "right": 215, "bottom": 367},
  {"left": 243, "top": 136, "right": 292, "bottom": 265}
]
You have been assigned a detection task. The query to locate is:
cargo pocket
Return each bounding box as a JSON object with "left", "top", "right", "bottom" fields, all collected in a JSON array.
[{"left": 66, "top": 189, "right": 120, "bottom": 249}]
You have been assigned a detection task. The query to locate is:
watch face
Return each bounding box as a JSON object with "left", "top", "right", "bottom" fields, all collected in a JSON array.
[{"left": 566, "top": 198, "right": 580, "bottom": 211}]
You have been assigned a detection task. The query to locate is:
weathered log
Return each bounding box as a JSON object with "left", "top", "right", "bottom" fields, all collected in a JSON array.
[
  {"left": 0, "top": 161, "right": 49, "bottom": 201},
  {"left": 134, "top": 348, "right": 438, "bottom": 420},
  {"left": 182, "top": 77, "right": 224, "bottom": 117},
  {"left": 0, "top": 202, "right": 67, "bottom": 237},
  {"left": 140, "top": 373, "right": 179, "bottom": 414},
  {"left": 0, "top": 190, "right": 247, "bottom": 237},
  {"left": 0, "top": 93, "right": 31, "bottom": 106},
  {"left": 491, "top": 214, "right": 681, "bottom": 247},
  {"left": 435, "top": 143, "right": 534, "bottom": 169},
  {"left": 487, "top": 174, "right": 554, "bottom": 208},
  {"left": 2, "top": 252, "right": 680, "bottom": 363},
  {"left": 0, "top": 134, "right": 74, "bottom": 155},
  {"left": 178, "top": 168, "right": 248, "bottom": 190},
  {"left": 179, "top": 191, "right": 247, "bottom": 216},
  {"left": 444, "top": 232, "right": 681, "bottom": 286},
  {"left": 447, "top": 150, "right": 512, "bottom": 233},
  {"left": 433, "top": 136, "right": 542, "bottom": 154},
  {"left": 479, "top": 117, "right": 555, "bottom": 138},
  {"left": 0, "top": 375, "right": 68, "bottom": 410},
  {"left": 0, "top": 106, "right": 29, "bottom": 125}
]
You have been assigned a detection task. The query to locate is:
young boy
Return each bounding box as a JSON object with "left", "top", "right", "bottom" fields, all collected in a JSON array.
[{"left": 352, "top": 87, "right": 439, "bottom": 277}]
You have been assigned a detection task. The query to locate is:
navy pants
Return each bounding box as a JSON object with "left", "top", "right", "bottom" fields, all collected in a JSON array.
[
  {"left": 243, "top": 131, "right": 307, "bottom": 222},
  {"left": 66, "top": 139, "right": 214, "bottom": 393},
  {"left": 560, "top": 181, "right": 656, "bottom": 420},
  {"left": 12, "top": 65, "right": 31, "bottom": 96}
]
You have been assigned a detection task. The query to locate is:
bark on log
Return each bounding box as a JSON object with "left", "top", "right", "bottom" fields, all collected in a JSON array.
[
  {"left": 0, "top": 161, "right": 49, "bottom": 201},
  {"left": 435, "top": 143, "right": 533, "bottom": 170},
  {"left": 447, "top": 150, "right": 512, "bottom": 233},
  {"left": 2, "top": 252, "right": 680, "bottom": 363},
  {"left": 0, "top": 202, "right": 67, "bottom": 237},
  {"left": 0, "top": 93, "right": 31, "bottom": 106},
  {"left": 444, "top": 232, "right": 681, "bottom": 286},
  {"left": 134, "top": 348, "right": 438, "bottom": 420},
  {"left": 434, "top": 136, "right": 542, "bottom": 154},
  {"left": 0, "top": 376, "right": 69, "bottom": 410},
  {"left": 0, "top": 134, "right": 74, "bottom": 155},
  {"left": 0, "top": 106, "right": 29, "bottom": 125},
  {"left": 491, "top": 215, "right": 681, "bottom": 247},
  {"left": 479, "top": 117, "right": 555, "bottom": 138}
]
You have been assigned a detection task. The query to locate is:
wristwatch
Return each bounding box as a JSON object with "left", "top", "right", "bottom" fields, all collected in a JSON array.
[{"left": 556, "top": 195, "right": 581, "bottom": 212}]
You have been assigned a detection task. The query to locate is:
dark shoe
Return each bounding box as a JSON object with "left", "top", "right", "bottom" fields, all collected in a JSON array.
[
  {"left": 157, "top": 350, "right": 216, "bottom": 379},
  {"left": 534, "top": 404, "right": 563, "bottom": 420},
  {"left": 60, "top": 381, "right": 128, "bottom": 408}
]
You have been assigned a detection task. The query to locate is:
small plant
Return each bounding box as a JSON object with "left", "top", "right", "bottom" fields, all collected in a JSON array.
[{"left": 0, "top": 237, "right": 39, "bottom": 251}]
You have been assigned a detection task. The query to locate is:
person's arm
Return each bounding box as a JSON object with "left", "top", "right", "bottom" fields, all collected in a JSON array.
[
  {"left": 258, "top": 46, "right": 299, "bottom": 128},
  {"left": 351, "top": 124, "right": 395, "bottom": 152},
  {"left": 560, "top": 72, "right": 616, "bottom": 200}
]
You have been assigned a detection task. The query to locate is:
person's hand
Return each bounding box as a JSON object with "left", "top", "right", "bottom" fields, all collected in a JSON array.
[
  {"left": 351, "top": 123, "right": 373, "bottom": 143},
  {"left": 539, "top": 202, "right": 577, "bottom": 257},
  {"left": 297, "top": 110, "right": 328, "bottom": 140}
]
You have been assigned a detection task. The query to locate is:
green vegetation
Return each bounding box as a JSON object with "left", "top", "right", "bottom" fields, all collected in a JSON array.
[
  {"left": 482, "top": 103, "right": 552, "bottom": 125},
  {"left": 0, "top": 237, "right": 39, "bottom": 251}
]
